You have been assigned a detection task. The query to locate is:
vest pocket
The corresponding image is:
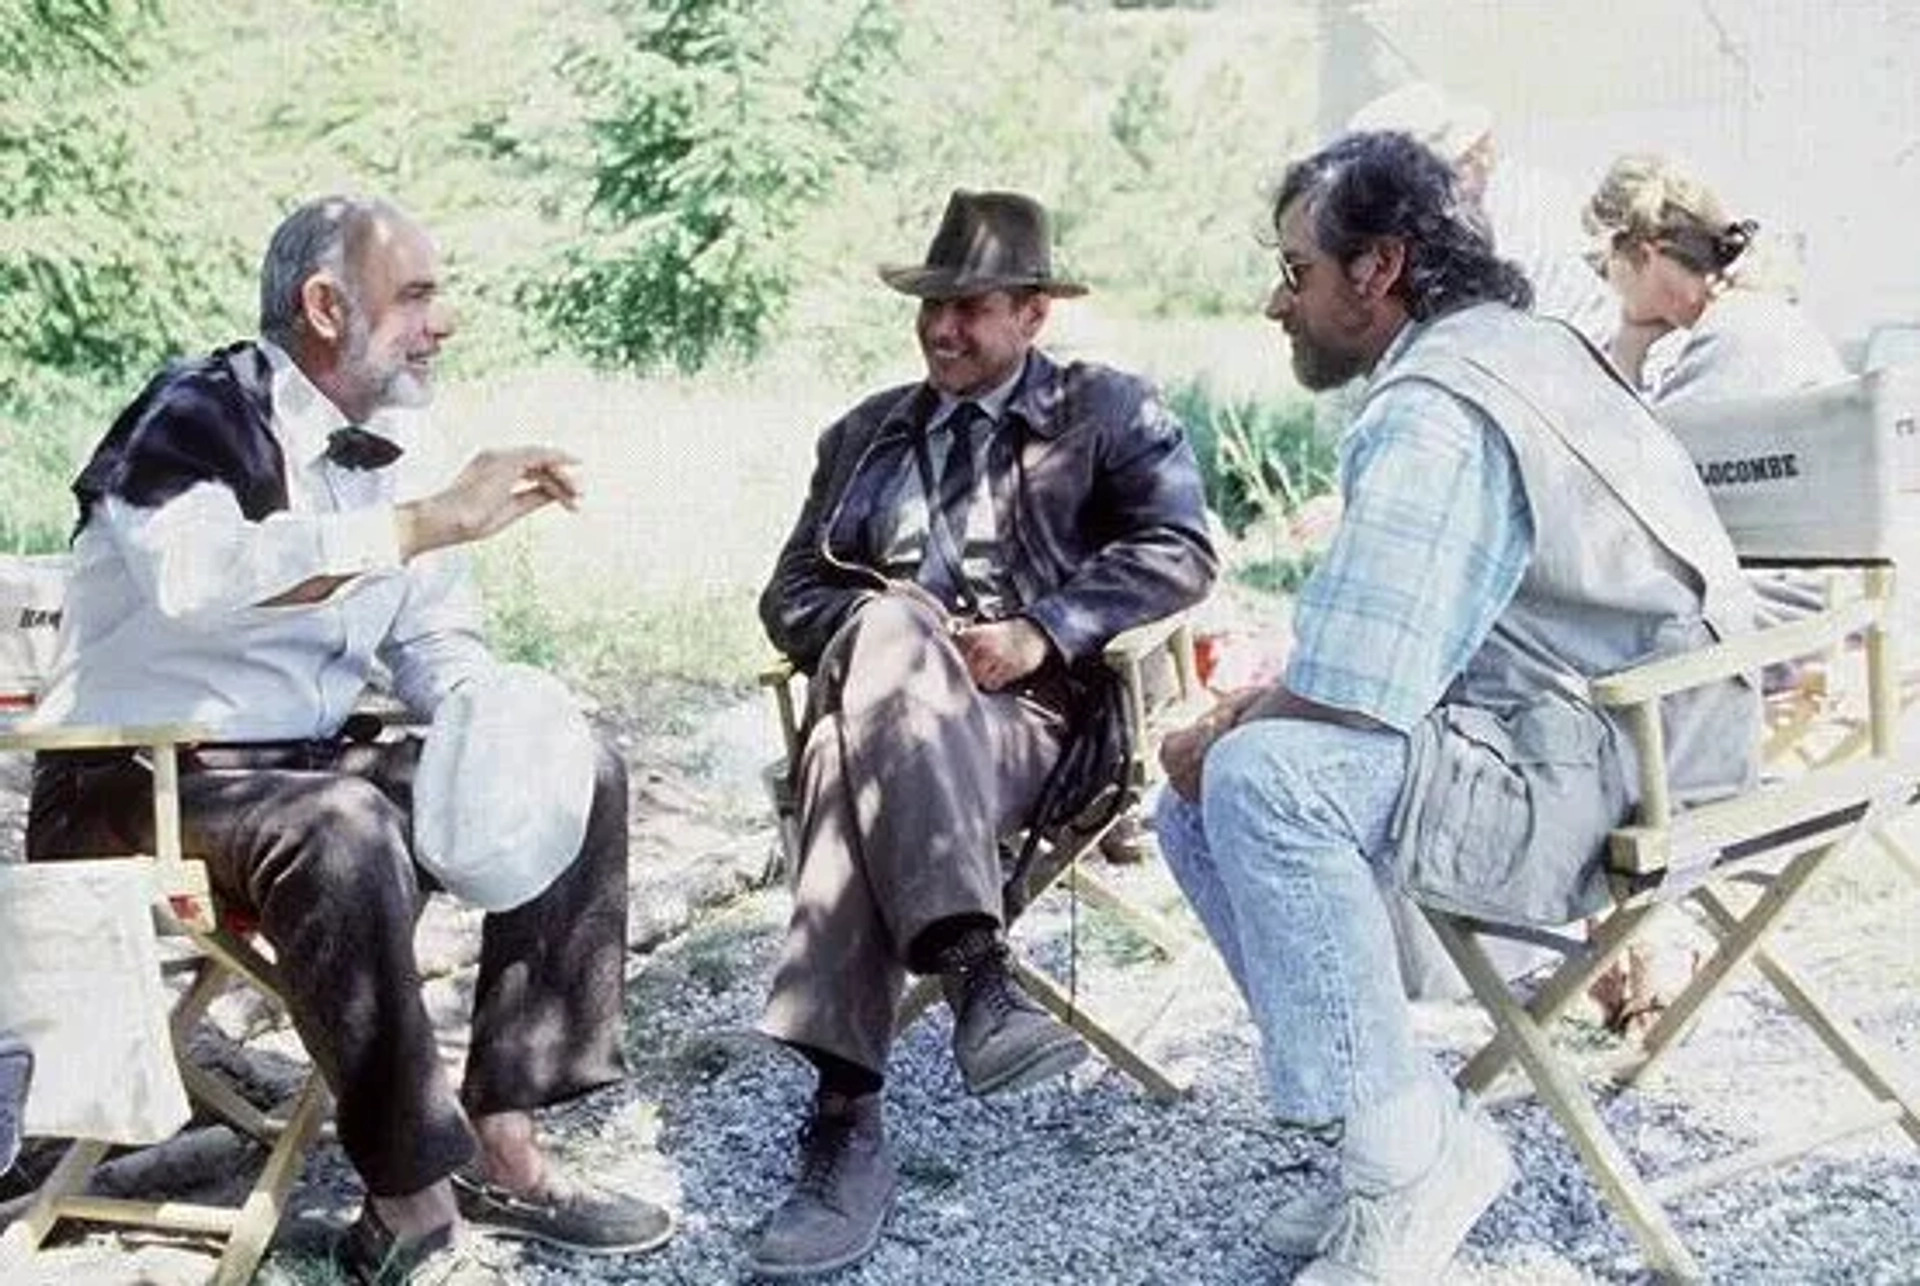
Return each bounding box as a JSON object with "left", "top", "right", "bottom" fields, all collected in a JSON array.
[{"left": 1392, "top": 693, "right": 1623, "bottom": 926}]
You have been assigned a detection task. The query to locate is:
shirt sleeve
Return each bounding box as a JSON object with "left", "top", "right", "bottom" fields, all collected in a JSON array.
[
  {"left": 100, "top": 483, "right": 399, "bottom": 623},
  {"left": 1284, "top": 380, "right": 1534, "bottom": 732},
  {"left": 377, "top": 544, "right": 494, "bottom": 718},
  {"left": 376, "top": 421, "right": 496, "bottom": 717}
]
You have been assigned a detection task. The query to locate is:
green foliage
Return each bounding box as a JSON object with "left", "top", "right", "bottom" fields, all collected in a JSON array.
[
  {"left": 0, "top": 0, "right": 230, "bottom": 397},
  {"left": 1167, "top": 380, "right": 1334, "bottom": 536},
  {"left": 531, "top": 0, "right": 1309, "bottom": 377},
  {"left": 530, "top": 0, "right": 901, "bottom": 372},
  {"left": 1233, "top": 547, "right": 1321, "bottom": 596}
]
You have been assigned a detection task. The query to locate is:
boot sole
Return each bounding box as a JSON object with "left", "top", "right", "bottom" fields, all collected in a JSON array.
[{"left": 965, "top": 1033, "right": 1090, "bottom": 1097}]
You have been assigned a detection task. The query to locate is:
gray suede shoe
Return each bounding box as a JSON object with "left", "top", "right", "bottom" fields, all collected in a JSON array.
[
  {"left": 452, "top": 1169, "right": 674, "bottom": 1255},
  {"left": 942, "top": 948, "right": 1089, "bottom": 1096},
  {"left": 749, "top": 1091, "right": 897, "bottom": 1279}
]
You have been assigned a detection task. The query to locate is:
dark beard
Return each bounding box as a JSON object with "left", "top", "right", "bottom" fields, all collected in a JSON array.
[{"left": 1289, "top": 334, "right": 1370, "bottom": 392}]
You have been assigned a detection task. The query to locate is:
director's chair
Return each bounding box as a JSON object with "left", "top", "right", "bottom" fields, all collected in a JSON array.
[
  {"left": 0, "top": 553, "right": 330, "bottom": 1286},
  {"left": 762, "top": 612, "right": 1204, "bottom": 1101},
  {"left": 1417, "top": 367, "right": 1920, "bottom": 1281}
]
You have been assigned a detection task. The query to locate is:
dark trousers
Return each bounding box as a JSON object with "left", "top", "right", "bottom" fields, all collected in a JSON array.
[
  {"left": 759, "top": 596, "right": 1064, "bottom": 1074},
  {"left": 27, "top": 733, "right": 630, "bottom": 1197}
]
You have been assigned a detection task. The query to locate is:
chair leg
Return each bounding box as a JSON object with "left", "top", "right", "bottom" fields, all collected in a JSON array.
[
  {"left": 1693, "top": 888, "right": 1920, "bottom": 1147},
  {"left": 0, "top": 1138, "right": 112, "bottom": 1261},
  {"left": 1626, "top": 842, "right": 1838, "bottom": 1086},
  {"left": 1007, "top": 959, "right": 1188, "bottom": 1102},
  {"left": 1455, "top": 903, "right": 1659, "bottom": 1095},
  {"left": 211, "top": 1073, "right": 330, "bottom": 1286},
  {"left": 1427, "top": 912, "right": 1704, "bottom": 1282}
]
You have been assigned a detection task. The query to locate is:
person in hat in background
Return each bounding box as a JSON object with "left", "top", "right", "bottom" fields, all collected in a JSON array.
[
  {"left": 750, "top": 188, "right": 1215, "bottom": 1277},
  {"left": 26, "top": 195, "right": 673, "bottom": 1280},
  {"left": 1347, "top": 81, "right": 1616, "bottom": 345}
]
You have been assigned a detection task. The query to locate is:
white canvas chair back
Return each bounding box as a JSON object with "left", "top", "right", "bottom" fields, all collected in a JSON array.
[
  {"left": 0, "top": 553, "right": 68, "bottom": 715},
  {"left": 0, "top": 552, "right": 330, "bottom": 1285},
  {"left": 1659, "top": 363, "right": 1920, "bottom": 564}
]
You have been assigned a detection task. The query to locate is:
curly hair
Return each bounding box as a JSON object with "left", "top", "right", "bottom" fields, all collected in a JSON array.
[
  {"left": 1271, "top": 130, "right": 1532, "bottom": 319},
  {"left": 1583, "top": 153, "right": 1757, "bottom": 278}
]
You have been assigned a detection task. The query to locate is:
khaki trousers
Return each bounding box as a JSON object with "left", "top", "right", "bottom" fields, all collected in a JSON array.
[{"left": 759, "top": 596, "right": 1064, "bottom": 1073}]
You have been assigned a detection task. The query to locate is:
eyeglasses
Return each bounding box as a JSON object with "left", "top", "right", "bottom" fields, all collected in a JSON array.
[{"left": 1274, "top": 253, "right": 1314, "bottom": 294}]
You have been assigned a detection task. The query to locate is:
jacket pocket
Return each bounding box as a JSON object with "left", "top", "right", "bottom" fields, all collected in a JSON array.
[{"left": 1391, "top": 692, "right": 1623, "bottom": 926}]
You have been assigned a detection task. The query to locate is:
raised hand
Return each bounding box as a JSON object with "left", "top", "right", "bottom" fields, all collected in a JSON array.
[{"left": 398, "top": 446, "right": 582, "bottom": 559}]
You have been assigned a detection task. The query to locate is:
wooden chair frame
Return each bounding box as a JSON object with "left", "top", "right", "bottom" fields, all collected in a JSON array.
[
  {"left": 0, "top": 721, "right": 330, "bottom": 1284},
  {"left": 761, "top": 614, "right": 1204, "bottom": 1102},
  {"left": 1420, "top": 562, "right": 1920, "bottom": 1281}
]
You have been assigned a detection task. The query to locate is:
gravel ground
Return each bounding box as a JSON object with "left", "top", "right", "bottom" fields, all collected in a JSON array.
[{"left": 6, "top": 717, "right": 1920, "bottom": 1285}]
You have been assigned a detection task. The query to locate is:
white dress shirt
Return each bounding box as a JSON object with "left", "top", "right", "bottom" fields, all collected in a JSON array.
[{"left": 32, "top": 342, "right": 493, "bottom": 739}]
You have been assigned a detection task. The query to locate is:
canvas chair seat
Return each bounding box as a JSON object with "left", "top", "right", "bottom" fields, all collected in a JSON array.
[
  {"left": 761, "top": 612, "right": 1205, "bottom": 1101},
  {"left": 1415, "top": 366, "right": 1920, "bottom": 1282},
  {"left": 0, "top": 553, "right": 330, "bottom": 1285}
]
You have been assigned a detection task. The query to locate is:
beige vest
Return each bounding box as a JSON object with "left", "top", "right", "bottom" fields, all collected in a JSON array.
[{"left": 1370, "top": 303, "right": 1761, "bottom": 924}]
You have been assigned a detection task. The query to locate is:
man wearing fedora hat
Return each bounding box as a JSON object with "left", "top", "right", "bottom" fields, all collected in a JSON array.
[{"left": 751, "top": 188, "right": 1215, "bottom": 1277}]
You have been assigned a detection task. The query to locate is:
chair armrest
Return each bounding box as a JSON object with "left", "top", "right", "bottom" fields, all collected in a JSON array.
[
  {"left": 1590, "top": 596, "right": 1883, "bottom": 708},
  {"left": 0, "top": 721, "right": 215, "bottom": 754},
  {"left": 1101, "top": 613, "right": 1190, "bottom": 671}
]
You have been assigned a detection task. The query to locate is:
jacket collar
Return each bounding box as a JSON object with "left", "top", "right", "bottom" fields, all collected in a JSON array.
[{"left": 878, "top": 349, "right": 1070, "bottom": 442}]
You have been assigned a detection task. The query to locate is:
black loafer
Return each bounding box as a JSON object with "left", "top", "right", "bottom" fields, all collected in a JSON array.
[{"left": 452, "top": 1170, "right": 675, "bottom": 1255}]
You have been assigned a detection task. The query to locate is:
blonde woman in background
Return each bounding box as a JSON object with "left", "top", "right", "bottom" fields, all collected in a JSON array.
[
  {"left": 1584, "top": 153, "right": 1844, "bottom": 404},
  {"left": 1583, "top": 155, "right": 1844, "bottom": 1036}
]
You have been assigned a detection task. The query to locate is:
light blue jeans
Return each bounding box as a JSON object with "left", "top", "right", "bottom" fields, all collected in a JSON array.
[{"left": 1156, "top": 717, "right": 1427, "bottom": 1126}]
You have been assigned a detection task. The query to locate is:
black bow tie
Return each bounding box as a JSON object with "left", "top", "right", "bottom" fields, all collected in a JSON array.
[{"left": 325, "top": 426, "right": 404, "bottom": 471}]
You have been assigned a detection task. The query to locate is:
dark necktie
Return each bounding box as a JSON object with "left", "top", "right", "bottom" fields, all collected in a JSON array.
[
  {"left": 325, "top": 425, "right": 404, "bottom": 471},
  {"left": 917, "top": 402, "right": 987, "bottom": 605},
  {"left": 934, "top": 402, "right": 987, "bottom": 538}
]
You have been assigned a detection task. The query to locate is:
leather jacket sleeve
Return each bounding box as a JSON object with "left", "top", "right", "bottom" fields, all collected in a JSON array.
[
  {"left": 1018, "top": 384, "right": 1217, "bottom": 665},
  {"left": 758, "top": 414, "right": 883, "bottom": 671}
]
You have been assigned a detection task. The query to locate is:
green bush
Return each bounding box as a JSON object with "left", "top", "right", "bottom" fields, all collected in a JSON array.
[
  {"left": 1167, "top": 380, "right": 1334, "bottom": 537},
  {"left": 527, "top": 0, "right": 901, "bottom": 373}
]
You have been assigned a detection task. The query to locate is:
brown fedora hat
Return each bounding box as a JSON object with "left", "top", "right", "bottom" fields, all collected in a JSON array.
[{"left": 878, "top": 189, "right": 1088, "bottom": 300}]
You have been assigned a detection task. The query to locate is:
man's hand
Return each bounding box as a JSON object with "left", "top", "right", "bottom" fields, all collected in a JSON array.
[
  {"left": 1161, "top": 686, "right": 1264, "bottom": 802},
  {"left": 954, "top": 617, "right": 1051, "bottom": 692},
  {"left": 397, "top": 447, "right": 582, "bottom": 560}
]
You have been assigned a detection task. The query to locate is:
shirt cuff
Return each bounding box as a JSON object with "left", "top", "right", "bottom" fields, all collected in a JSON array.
[{"left": 319, "top": 508, "right": 402, "bottom": 575}]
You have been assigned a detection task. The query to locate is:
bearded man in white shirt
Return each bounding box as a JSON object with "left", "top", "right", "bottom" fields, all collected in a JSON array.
[{"left": 26, "top": 195, "right": 671, "bottom": 1279}]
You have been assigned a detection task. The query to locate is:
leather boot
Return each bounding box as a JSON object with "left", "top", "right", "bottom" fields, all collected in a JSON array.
[
  {"left": 748, "top": 1090, "right": 896, "bottom": 1278},
  {"left": 941, "top": 944, "right": 1089, "bottom": 1095}
]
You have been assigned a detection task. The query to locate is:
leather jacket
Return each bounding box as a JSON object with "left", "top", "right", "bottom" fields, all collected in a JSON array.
[{"left": 761, "top": 349, "right": 1217, "bottom": 673}]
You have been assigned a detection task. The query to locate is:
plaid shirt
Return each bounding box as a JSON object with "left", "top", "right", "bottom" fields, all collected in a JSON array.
[{"left": 1285, "top": 342, "right": 1534, "bottom": 734}]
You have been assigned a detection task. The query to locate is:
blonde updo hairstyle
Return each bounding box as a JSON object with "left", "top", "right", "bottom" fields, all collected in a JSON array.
[{"left": 1585, "top": 153, "right": 1758, "bottom": 283}]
